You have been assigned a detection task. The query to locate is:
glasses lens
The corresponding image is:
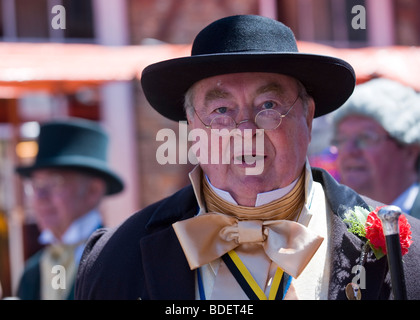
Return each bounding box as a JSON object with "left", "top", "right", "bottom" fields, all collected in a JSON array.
[
  {"left": 332, "top": 132, "right": 390, "bottom": 150},
  {"left": 27, "top": 176, "right": 65, "bottom": 196},
  {"left": 255, "top": 109, "right": 282, "bottom": 130}
]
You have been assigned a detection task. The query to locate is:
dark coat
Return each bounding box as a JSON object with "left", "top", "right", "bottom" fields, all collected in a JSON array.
[{"left": 75, "top": 168, "right": 420, "bottom": 300}]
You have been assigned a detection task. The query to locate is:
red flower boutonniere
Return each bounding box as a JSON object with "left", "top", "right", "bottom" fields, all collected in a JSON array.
[{"left": 344, "top": 206, "right": 413, "bottom": 259}]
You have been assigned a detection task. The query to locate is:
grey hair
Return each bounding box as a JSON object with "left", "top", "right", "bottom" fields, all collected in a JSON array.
[
  {"left": 184, "top": 83, "right": 196, "bottom": 121},
  {"left": 296, "top": 80, "right": 311, "bottom": 114}
]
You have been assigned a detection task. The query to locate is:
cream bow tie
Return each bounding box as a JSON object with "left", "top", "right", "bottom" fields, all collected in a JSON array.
[{"left": 173, "top": 213, "right": 324, "bottom": 278}]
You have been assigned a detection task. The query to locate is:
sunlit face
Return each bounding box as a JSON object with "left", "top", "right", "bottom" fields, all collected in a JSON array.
[
  {"left": 334, "top": 115, "right": 419, "bottom": 203},
  {"left": 27, "top": 169, "right": 106, "bottom": 240},
  {"left": 187, "top": 72, "right": 315, "bottom": 206}
]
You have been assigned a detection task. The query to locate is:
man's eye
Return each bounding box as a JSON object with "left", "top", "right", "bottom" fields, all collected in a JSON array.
[
  {"left": 261, "top": 101, "right": 276, "bottom": 109},
  {"left": 215, "top": 107, "right": 228, "bottom": 114}
]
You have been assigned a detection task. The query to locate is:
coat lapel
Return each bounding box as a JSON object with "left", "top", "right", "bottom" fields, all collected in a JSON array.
[
  {"left": 312, "top": 168, "right": 391, "bottom": 299},
  {"left": 327, "top": 211, "right": 390, "bottom": 299}
]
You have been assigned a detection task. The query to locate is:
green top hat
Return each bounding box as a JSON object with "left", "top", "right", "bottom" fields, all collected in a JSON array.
[{"left": 16, "top": 118, "right": 124, "bottom": 195}]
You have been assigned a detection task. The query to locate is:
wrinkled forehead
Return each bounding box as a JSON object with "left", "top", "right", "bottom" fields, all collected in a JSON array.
[
  {"left": 335, "top": 114, "right": 388, "bottom": 134},
  {"left": 30, "top": 168, "right": 87, "bottom": 180},
  {"left": 190, "top": 72, "right": 300, "bottom": 100}
]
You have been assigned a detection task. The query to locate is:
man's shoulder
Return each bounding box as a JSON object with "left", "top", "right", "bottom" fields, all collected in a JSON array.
[
  {"left": 75, "top": 184, "right": 197, "bottom": 299},
  {"left": 82, "top": 183, "right": 197, "bottom": 261},
  {"left": 16, "top": 249, "right": 45, "bottom": 299}
]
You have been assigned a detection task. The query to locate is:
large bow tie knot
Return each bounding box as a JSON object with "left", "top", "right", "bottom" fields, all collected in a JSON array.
[
  {"left": 220, "top": 220, "right": 267, "bottom": 244},
  {"left": 173, "top": 213, "right": 323, "bottom": 278}
]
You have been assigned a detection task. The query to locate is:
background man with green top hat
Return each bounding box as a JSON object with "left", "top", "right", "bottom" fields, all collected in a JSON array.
[{"left": 15, "top": 117, "right": 124, "bottom": 300}]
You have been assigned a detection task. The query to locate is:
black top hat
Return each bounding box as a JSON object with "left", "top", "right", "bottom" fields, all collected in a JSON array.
[
  {"left": 16, "top": 118, "right": 124, "bottom": 195},
  {"left": 141, "top": 15, "right": 356, "bottom": 122}
]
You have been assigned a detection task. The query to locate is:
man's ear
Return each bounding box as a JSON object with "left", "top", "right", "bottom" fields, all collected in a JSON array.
[
  {"left": 86, "top": 177, "right": 107, "bottom": 207},
  {"left": 404, "top": 144, "right": 420, "bottom": 172},
  {"left": 306, "top": 97, "right": 315, "bottom": 130},
  {"left": 186, "top": 110, "right": 194, "bottom": 125}
]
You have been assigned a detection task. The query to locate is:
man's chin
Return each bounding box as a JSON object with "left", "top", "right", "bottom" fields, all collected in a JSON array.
[
  {"left": 230, "top": 157, "right": 266, "bottom": 176},
  {"left": 342, "top": 174, "right": 369, "bottom": 192}
]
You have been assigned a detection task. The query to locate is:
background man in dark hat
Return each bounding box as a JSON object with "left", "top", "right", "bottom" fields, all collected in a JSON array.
[
  {"left": 15, "top": 117, "right": 124, "bottom": 300},
  {"left": 76, "top": 15, "right": 420, "bottom": 300}
]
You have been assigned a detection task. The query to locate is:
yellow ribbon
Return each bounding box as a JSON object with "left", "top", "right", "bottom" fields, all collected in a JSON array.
[{"left": 225, "top": 250, "right": 284, "bottom": 300}]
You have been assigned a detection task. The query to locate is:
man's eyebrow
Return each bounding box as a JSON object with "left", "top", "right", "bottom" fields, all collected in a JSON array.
[
  {"left": 256, "top": 83, "right": 287, "bottom": 96},
  {"left": 202, "top": 82, "right": 287, "bottom": 105},
  {"left": 204, "top": 88, "right": 231, "bottom": 103}
]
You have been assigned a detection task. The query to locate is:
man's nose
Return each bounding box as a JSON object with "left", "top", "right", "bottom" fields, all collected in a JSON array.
[
  {"left": 236, "top": 107, "right": 258, "bottom": 128},
  {"left": 340, "top": 138, "right": 362, "bottom": 154},
  {"left": 232, "top": 119, "right": 263, "bottom": 139},
  {"left": 32, "top": 187, "right": 52, "bottom": 199},
  {"left": 237, "top": 118, "right": 255, "bottom": 128}
]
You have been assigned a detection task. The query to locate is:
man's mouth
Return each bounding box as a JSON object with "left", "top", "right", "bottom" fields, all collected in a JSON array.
[
  {"left": 344, "top": 164, "right": 366, "bottom": 173},
  {"left": 234, "top": 153, "right": 266, "bottom": 165}
]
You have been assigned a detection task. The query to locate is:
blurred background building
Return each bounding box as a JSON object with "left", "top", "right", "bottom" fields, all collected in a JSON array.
[{"left": 0, "top": 0, "right": 418, "bottom": 297}]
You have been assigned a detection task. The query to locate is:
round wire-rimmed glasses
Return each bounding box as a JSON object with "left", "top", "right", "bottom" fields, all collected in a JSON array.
[
  {"left": 193, "top": 95, "right": 300, "bottom": 131},
  {"left": 331, "top": 132, "right": 393, "bottom": 151}
]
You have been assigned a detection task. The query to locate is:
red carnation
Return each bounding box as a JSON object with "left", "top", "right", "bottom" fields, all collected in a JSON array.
[
  {"left": 365, "top": 206, "right": 413, "bottom": 256},
  {"left": 398, "top": 215, "right": 413, "bottom": 256}
]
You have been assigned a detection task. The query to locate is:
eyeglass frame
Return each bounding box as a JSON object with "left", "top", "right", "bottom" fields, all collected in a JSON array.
[
  {"left": 191, "top": 94, "right": 301, "bottom": 131},
  {"left": 331, "top": 132, "right": 394, "bottom": 151},
  {"left": 24, "top": 171, "right": 95, "bottom": 197},
  {"left": 24, "top": 174, "right": 66, "bottom": 197}
]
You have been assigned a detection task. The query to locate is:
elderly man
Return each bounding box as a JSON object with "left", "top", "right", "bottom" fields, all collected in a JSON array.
[
  {"left": 331, "top": 79, "right": 420, "bottom": 217},
  {"left": 16, "top": 118, "right": 124, "bottom": 300},
  {"left": 76, "top": 15, "right": 420, "bottom": 300}
]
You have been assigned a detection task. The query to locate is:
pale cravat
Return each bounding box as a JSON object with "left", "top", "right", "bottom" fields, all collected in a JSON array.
[
  {"left": 38, "top": 210, "right": 102, "bottom": 300},
  {"left": 40, "top": 242, "right": 81, "bottom": 300},
  {"left": 172, "top": 169, "right": 324, "bottom": 280},
  {"left": 173, "top": 212, "right": 323, "bottom": 279}
]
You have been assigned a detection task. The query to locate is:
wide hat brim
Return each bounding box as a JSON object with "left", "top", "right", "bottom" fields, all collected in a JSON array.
[
  {"left": 16, "top": 156, "right": 124, "bottom": 196},
  {"left": 141, "top": 15, "right": 355, "bottom": 122},
  {"left": 141, "top": 52, "right": 355, "bottom": 122}
]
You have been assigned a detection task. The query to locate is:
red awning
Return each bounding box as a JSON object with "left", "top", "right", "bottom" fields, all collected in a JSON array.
[
  {"left": 0, "top": 42, "right": 191, "bottom": 97},
  {"left": 0, "top": 41, "right": 418, "bottom": 98},
  {"left": 297, "top": 42, "right": 420, "bottom": 91}
]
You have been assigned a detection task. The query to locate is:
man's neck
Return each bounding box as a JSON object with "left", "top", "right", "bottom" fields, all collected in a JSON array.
[{"left": 205, "top": 174, "right": 298, "bottom": 207}]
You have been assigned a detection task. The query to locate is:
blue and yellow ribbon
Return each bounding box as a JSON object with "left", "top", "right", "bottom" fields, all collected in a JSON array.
[{"left": 222, "top": 250, "right": 287, "bottom": 300}]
